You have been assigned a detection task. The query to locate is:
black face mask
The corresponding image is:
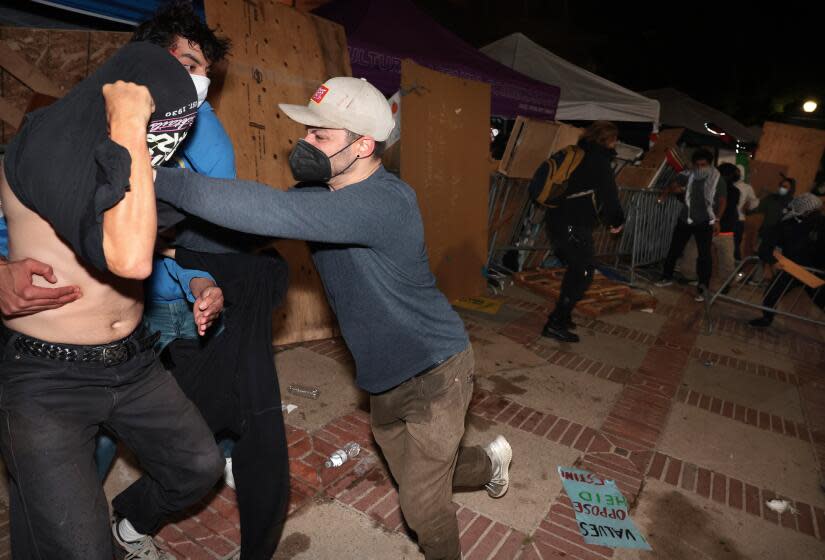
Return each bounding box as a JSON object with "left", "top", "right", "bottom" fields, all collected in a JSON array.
[{"left": 288, "top": 136, "right": 362, "bottom": 183}]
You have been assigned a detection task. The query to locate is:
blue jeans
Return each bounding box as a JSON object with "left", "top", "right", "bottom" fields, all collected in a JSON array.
[{"left": 144, "top": 300, "right": 199, "bottom": 353}]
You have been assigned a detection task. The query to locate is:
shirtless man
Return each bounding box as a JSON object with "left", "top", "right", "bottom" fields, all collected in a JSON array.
[{"left": 0, "top": 42, "right": 223, "bottom": 559}]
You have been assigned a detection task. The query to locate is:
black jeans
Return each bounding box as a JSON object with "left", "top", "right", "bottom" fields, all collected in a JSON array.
[
  {"left": 546, "top": 221, "right": 595, "bottom": 323},
  {"left": 732, "top": 220, "right": 745, "bottom": 261},
  {"left": 663, "top": 221, "right": 713, "bottom": 288},
  {"left": 0, "top": 327, "right": 224, "bottom": 560}
]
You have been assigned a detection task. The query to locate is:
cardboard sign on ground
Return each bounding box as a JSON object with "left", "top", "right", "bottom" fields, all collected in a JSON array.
[{"left": 558, "top": 466, "right": 652, "bottom": 550}]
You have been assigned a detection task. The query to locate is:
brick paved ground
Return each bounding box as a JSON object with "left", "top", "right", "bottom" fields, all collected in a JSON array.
[{"left": 2, "top": 284, "right": 824, "bottom": 559}]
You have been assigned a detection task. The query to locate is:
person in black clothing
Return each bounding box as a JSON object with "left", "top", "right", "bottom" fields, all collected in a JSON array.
[
  {"left": 749, "top": 194, "right": 825, "bottom": 327},
  {"left": 750, "top": 175, "right": 796, "bottom": 283},
  {"left": 531, "top": 121, "right": 625, "bottom": 343},
  {"left": 718, "top": 163, "right": 742, "bottom": 236}
]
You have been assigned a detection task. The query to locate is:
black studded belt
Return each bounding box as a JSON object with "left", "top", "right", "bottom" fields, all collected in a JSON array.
[{"left": 1, "top": 326, "right": 159, "bottom": 368}]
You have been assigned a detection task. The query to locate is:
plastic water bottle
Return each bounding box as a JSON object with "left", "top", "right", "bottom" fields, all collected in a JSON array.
[
  {"left": 325, "top": 442, "right": 361, "bottom": 468},
  {"left": 287, "top": 384, "right": 320, "bottom": 400}
]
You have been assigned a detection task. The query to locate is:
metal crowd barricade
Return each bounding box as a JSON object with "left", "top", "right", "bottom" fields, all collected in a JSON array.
[
  {"left": 487, "top": 178, "right": 685, "bottom": 287},
  {"left": 704, "top": 256, "right": 825, "bottom": 334}
]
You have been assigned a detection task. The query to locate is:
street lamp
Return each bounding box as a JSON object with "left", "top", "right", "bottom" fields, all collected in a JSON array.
[{"left": 803, "top": 100, "right": 818, "bottom": 113}]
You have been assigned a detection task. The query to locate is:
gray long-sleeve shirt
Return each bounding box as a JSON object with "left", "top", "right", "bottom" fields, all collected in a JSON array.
[{"left": 154, "top": 166, "right": 469, "bottom": 394}]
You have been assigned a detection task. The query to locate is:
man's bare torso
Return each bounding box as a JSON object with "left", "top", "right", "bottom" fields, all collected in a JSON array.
[{"left": 1, "top": 163, "right": 143, "bottom": 344}]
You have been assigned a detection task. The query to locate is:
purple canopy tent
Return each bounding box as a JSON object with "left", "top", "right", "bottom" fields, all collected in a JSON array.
[{"left": 314, "top": 0, "right": 560, "bottom": 119}]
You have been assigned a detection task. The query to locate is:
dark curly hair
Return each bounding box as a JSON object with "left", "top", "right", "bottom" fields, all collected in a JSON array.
[
  {"left": 691, "top": 148, "right": 714, "bottom": 164},
  {"left": 131, "top": 1, "right": 230, "bottom": 66},
  {"left": 717, "top": 162, "right": 741, "bottom": 184}
]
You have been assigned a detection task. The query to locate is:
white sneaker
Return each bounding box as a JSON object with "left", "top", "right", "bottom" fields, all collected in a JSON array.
[
  {"left": 694, "top": 293, "right": 705, "bottom": 303},
  {"left": 112, "top": 519, "right": 172, "bottom": 560},
  {"left": 483, "top": 435, "right": 512, "bottom": 498},
  {"left": 224, "top": 457, "right": 236, "bottom": 490},
  {"left": 654, "top": 279, "right": 673, "bottom": 288}
]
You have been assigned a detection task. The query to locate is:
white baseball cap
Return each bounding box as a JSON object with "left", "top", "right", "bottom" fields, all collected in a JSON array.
[{"left": 278, "top": 77, "right": 395, "bottom": 142}]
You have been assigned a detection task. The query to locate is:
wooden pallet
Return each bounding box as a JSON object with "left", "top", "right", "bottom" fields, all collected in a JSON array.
[{"left": 513, "top": 268, "right": 657, "bottom": 317}]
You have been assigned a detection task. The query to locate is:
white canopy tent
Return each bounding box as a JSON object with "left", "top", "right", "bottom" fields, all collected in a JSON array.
[
  {"left": 643, "top": 88, "right": 758, "bottom": 143},
  {"left": 482, "top": 32, "right": 660, "bottom": 129}
]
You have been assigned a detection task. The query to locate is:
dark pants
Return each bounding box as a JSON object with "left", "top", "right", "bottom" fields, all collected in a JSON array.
[
  {"left": 546, "top": 222, "right": 595, "bottom": 324},
  {"left": 0, "top": 327, "right": 224, "bottom": 560},
  {"left": 760, "top": 271, "right": 825, "bottom": 322},
  {"left": 732, "top": 220, "right": 745, "bottom": 261},
  {"left": 663, "top": 221, "right": 713, "bottom": 288},
  {"left": 370, "top": 347, "right": 491, "bottom": 560}
]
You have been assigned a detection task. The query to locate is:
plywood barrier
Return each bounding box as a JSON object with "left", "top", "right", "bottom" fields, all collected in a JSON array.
[
  {"left": 616, "top": 128, "right": 683, "bottom": 189},
  {"left": 498, "top": 116, "right": 582, "bottom": 179},
  {"left": 756, "top": 122, "right": 825, "bottom": 193},
  {"left": 205, "top": 0, "right": 351, "bottom": 344},
  {"left": 400, "top": 59, "right": 490, "bottom": 301},
  {"left": 0, "top": 27, "right": 129, "bottom": 141}
]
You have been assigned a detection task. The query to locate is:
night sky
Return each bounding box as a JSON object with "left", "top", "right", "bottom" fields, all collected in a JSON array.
[
  {"left": 416, "top": 0, "right": 824, "bottom": 128},
  {"left": 2, "top": 0, "right": 821, "bottom": 129}
]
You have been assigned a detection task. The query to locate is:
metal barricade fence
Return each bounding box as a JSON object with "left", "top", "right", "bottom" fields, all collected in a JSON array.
[
  {"left": 487, "top": 179, "right": 683, "bottom": 286},
  {"left": 704, "top": 256, "right": 825, "bottom": 334}
]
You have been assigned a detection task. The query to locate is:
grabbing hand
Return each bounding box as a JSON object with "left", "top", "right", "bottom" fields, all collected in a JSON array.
[
  {"left": 0, "top": 258, "right": 82, "bottom": 317},
  {"left": 191, "top": 280, "right": 224, "bottom": 336}
]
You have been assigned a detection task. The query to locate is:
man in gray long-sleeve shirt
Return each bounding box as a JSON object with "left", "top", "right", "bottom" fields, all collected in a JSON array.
[{"left": 154, "top": 77, "right": 513, "bottom": 560}]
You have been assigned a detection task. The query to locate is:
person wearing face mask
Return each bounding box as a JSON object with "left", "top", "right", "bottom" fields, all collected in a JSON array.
[
  {"left": 150, "top": 76, "right": 514, "bottom": 560},
  {"left": 104, "top": 5, "right": 292, "bottom": 559},
  {"left": 655, "top": 148, "right": 728, "bottom": 301},
  {"left": 748, "top": 194, "right": 825, "bottom": 327},
  {"left": 0, "top": 42, "right": 226, "bottom": 559},
  {"left": 748, "top": 174, "right": 797, "bottom": 283}
]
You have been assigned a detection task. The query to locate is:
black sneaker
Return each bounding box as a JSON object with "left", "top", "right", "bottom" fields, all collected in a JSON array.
[
  {"left": 541, "top": 321, "right": 580, "bottom": 343},
  {"left": 748, "top": 317, "right": 773, "bottom": 328}
]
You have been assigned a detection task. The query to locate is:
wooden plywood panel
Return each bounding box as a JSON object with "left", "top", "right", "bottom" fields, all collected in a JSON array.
[
  {"left": 498, "top": 117, "right": 582, "bottom": 180},
  {"left": 205, "top": 0, "right": 351, "bottom": 345},
  {"left": 400, "top": 59, "right": 490, "bottom": 301},
  {"left": 88, "top": 31, "right": 130, "bottom": 72},
  {"left": 748, "top": 160, "right": 788, "bottom": 197},
  {"left": 0, "top": 27, "right": 129, "bottom": 142},
  {"left": 616, "top": 165, "right": 659, "bottom": 189},
  {"left": 756, "top": 122, "right": 825, "bottom": 193},
  {"left": 553, "top": 123, "right": 583, "bottom": 153},
  {"left": 643, "top": 128, "right": 684, "bottom": 167},
  {"left": 499, "top": 116, "right": 560, "bottom": 179}
]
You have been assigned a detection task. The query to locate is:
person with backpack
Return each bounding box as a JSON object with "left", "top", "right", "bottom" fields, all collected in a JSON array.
[{"left": 529, "top": 121, "right": 624, "bottom": 343}]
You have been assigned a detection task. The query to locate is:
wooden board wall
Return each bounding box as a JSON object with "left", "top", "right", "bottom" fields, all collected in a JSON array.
[
  {"left": 0, "top": 27, "right": 129, "bottom": 142},
  {"left": 204, "top": 0, "right": 351, "bottom": 345},
  {"left": 616, "top": 128, "right": 683, "bottom": 189},
  {"left": 400, "top": 60, "right": 490, "bottom": 301},
  {"left": 498, "top": 116, "right": 582, "bottom": 179},
  {"left": 756, "top": 122, "right": 825, "bottom": 193}
]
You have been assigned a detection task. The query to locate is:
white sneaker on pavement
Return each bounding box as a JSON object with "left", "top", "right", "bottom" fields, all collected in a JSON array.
[
  {"left": 112, "top": 519, "right": 172, "bottom": 560},
  {"left": 224, "top": 457, "right": 236, "bottom": 490},
  {"left": 483, "top": 435, "right": 512, "bottom": 498}
]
